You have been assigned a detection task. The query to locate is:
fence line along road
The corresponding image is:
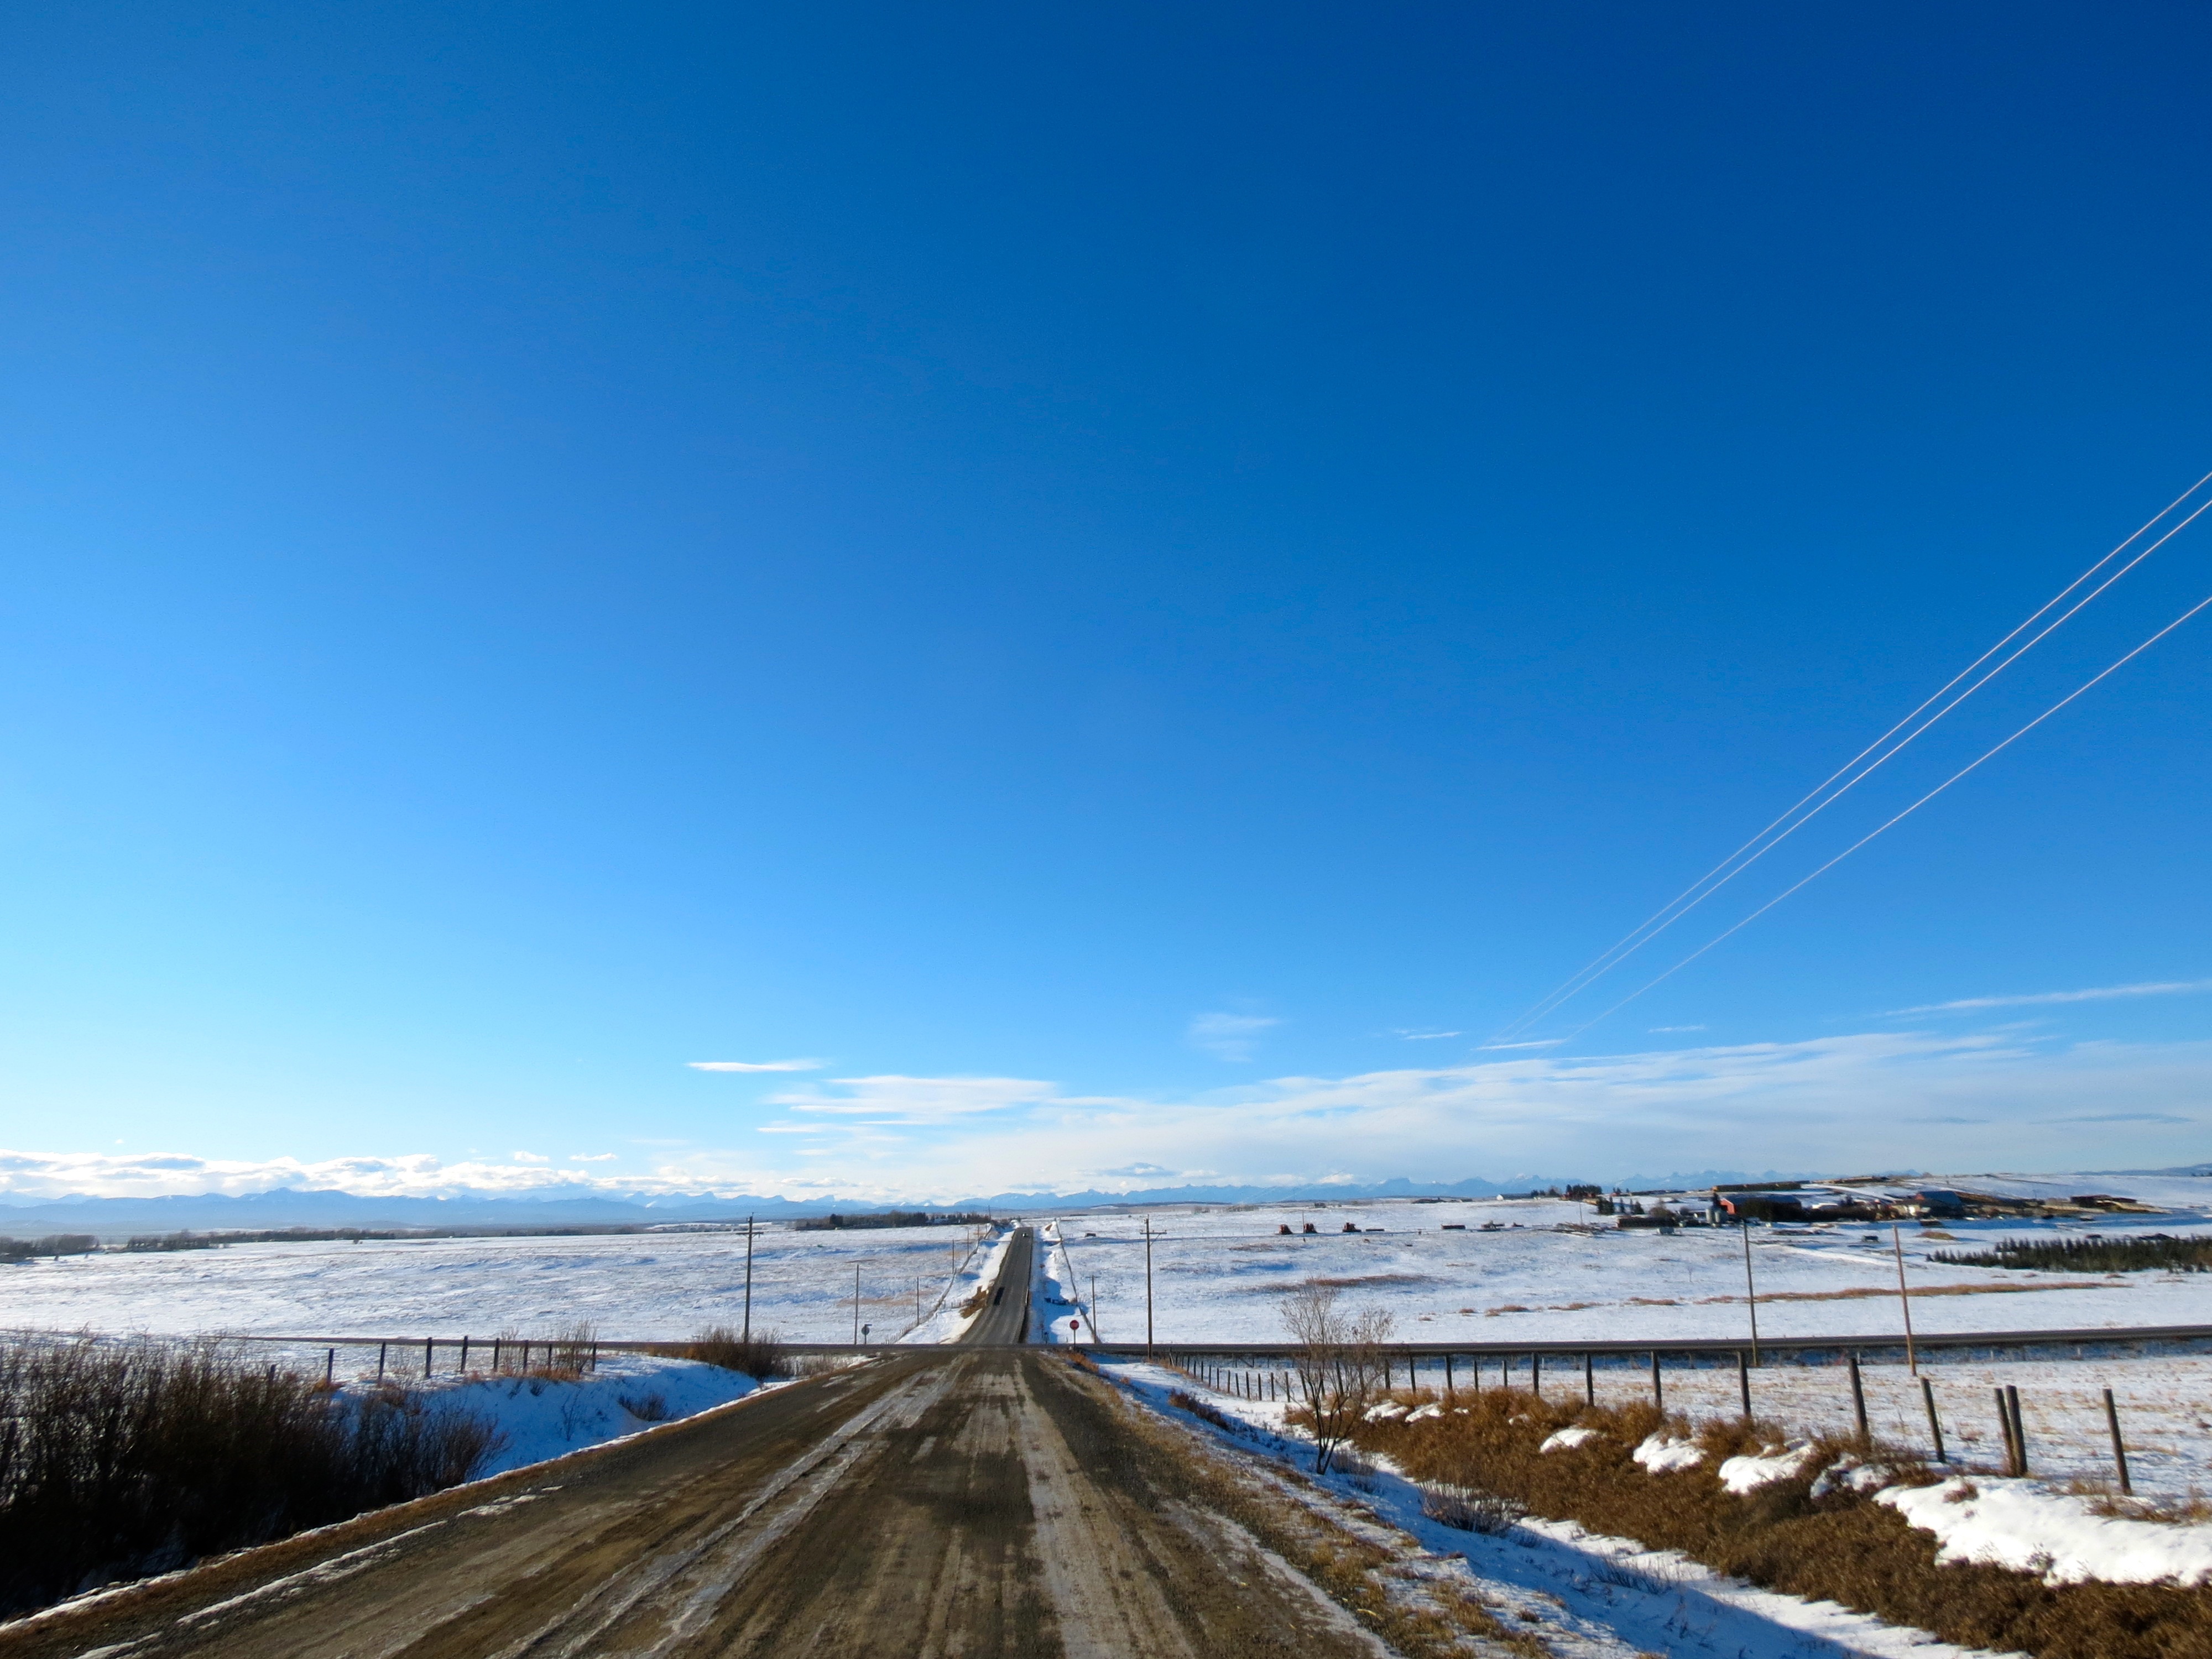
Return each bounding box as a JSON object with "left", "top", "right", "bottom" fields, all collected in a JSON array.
[{"left": 73, "top": 1320, "right": 2212, "bottom": 1364}]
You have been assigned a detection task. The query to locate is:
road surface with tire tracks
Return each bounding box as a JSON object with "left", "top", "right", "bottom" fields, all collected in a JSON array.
[{"left": 0, "top": 1227, "right": 1394, "bottom": 1659}]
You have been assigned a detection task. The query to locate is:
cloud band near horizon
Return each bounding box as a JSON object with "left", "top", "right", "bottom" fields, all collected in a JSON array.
[{"left": 4, "top": 1024, "right": 2207, "bottom": 1206}]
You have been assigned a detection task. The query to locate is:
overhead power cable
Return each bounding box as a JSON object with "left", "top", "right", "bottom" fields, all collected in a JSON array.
[
  {"left": 1489, "top": 471, "right": 2212, "bottom": 1043},
  {"left": 1561, "top": 572, "right": 2212, "bottom": 1040}
]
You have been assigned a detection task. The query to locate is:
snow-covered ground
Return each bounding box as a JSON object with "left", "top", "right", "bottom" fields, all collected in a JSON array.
[
  {"left": 7, "top": 1175, "right": 2204, "bottom": 1351},
  {"left": 380, "top": 1350, "right": 782, "bottom": 1479},
  {"left": 0, "top": 1220, "right": 1005, "bottom": 1344},
  {"left": 1045, "top": 1176, "right": 2212, "bottom": 1348}
]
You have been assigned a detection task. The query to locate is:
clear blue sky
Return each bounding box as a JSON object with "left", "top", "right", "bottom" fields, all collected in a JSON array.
[{"left": 5, "top": 2, "right": 2209, "bottom": 1201}]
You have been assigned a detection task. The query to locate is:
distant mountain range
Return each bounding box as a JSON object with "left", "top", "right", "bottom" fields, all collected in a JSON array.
[{"left": 0, "top": 1168, "right": 1830, "bottom": 1236}]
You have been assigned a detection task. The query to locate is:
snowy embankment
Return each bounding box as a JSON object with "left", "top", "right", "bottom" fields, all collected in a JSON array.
[
  {"left": 1102, "top": 1348, "right": 2212, "bottom": 1635},
  {"left": 347, "top": 1352, "right": 781, "bottom": 1479},
  {"left": 1031, "top": 1222, "right": 1092, "bottom": 1343},
  {"left": 1099, "top": 1358, "right": 2002, "bottom": 1659},
  {"left": 896, "top": 1224, "right": 1013, "bottom": 1343}
]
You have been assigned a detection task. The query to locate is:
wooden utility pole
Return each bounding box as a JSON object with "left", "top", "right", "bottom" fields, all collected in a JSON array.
[
  {"left": 1892, "top": 1223, "right": 1918, "bottom": 1374},
  {"left": 742, "top": 1215, "right": 755, "bottom": 1344},
  {"left": 1144, "top": 1217, "right": 1155, "bottom": 1358},
  {"left": 1740, "top": 1220, "right": 1761, "bottom": 1366},
  {"left": 853, "top": 1262, "right": 862, "bottom": 1346}
]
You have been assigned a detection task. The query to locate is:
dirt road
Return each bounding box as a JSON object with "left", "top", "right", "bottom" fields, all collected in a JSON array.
[{"left": 1, "top": 1229, "right": 1392, "bottom": 1659}]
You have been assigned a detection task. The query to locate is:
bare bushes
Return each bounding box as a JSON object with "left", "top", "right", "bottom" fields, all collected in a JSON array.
[
  {"left": 1355, "top": 1387, "right": 2212, "bottom": 1659},
  {"left": 0, "top": 1336, "right": 502, "bottom": 1617},
  {"left": 617, "top": 1390, "right": 671, "bottom": 1422},
  {"left": 346, "top": 1383, "right": 506, "bottom": 1503},
  {"left": 489, "top": 1322, "right": 598, "bottom": 1379},
  {"left": 661, "top": 1324, "right": 786, "bottom": 1379},
  {"left": 1419, "top": 1483, "right": 1522, "bottom": 1533},
  {"left": 1280, "top": 1280, "right": 1394, "bottom": 1473},
  {"left": 1167, "top": 1390, "right": 1239, "bottom": 1433}
]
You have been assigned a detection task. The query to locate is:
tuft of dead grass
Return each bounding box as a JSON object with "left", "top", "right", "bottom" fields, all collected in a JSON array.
[{"left": 652, "top": 1324, "right": 786, "bottom": 1379}]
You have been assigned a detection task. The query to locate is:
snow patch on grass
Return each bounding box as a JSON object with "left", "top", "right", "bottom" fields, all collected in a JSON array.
[
  {"left": 1630, "top": 1432, "right": 1704, "bottom": 1473},
  {"left": 1716, "top": 1441, "right": 1818, "bottom": 1493},
  {"left": 1880, "top": 1477, "right": 2212, "bottom": 1586}
]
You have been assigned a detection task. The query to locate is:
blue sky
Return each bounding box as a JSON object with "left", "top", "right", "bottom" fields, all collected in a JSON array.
[{"left": 4, "top": 2, "right": 2210, "bottom": 1202}]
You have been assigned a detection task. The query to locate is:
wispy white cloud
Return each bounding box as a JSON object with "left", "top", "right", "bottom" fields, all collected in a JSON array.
[
  {"left": 1188, "top": 1012, "right": 1279, "bottom": 1061},
  {"left": 568, "top": 1153, "right": 617, "bottom": 1162},
  {"left": 771, "top": 1074, "right": 1056, "bottom": 1124},
  {"left": 1475, "top": 1039, "right": 1564, "bottom": 1051},
  {"left": 688, "top": 1058, "right": 823, "bottom": 1072},
  {"left": 511, "top": 1151, "right": 549, "bottom": 1164},
  {"left": 1890, "top": 979, "right": 2212, "bottom": 1015},
  {"left": 1393, "top": 1029, "right": 1462, "bottom": 1040},
  {"left": 1650, "top": 1025, "right": 1708, "bottom": 1033}
]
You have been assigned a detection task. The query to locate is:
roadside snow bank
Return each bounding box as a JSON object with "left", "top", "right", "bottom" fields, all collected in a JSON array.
[
  {"left": 359, "top": 1354, "right": 769, "bottom": 1479},
  {"left": 1032, "top": 1223, "right": 1092, "bottom": 1343},
  {"left": 1880, "top": 1478, "right": 2212, "bottom": 1585}
]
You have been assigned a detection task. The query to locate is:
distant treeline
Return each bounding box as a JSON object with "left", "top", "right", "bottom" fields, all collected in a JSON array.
[
  {"left": 792, "top": 1211, "right": 994, "bottom": 1232},
  {"left": 0, "top": 1234, "right": 97, "bottom": 1264},
  {"left": 112, "top": 1224, "right": 665, "bottom": 1253},
  {"left": 1933, "top": 1234, "right": 2212, "bottom": 1274}
]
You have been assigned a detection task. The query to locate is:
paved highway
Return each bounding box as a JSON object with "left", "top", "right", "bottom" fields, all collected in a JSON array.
[{"left": 0, "top": 1227, "right": 1388, "bottom": 1659}]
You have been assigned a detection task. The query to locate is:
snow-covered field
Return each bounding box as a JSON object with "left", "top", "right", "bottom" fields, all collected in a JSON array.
[
  {"left": 1049, "top": 1176, "right": 2212, "bottom": 1349},
  {"left": 6, "top": 1173, "right": 2204, "bottom": 1353},
  {"left": 0, "top": 1220, "right": 1004, "bottom": 1345}
]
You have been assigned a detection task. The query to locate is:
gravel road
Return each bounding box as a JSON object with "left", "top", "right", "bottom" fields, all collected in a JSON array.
[{"left": 0, "top": 1227, "right": 1394, "bottom": 1658}]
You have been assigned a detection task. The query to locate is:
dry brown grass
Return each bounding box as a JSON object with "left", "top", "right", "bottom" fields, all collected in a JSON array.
[
  {"left": 1350, "top": 1386, "right": 2212, "bottom": 1659},
  {"left": 0, "top": 1337, "right": 501, "bottom": 1617},
  {"left": 651, "top": 1324, "right": 786, "bottom": 1379}
]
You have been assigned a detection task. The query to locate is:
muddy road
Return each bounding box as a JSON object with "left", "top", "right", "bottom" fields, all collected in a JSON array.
[{"left": 1, "top": 1229, "right": 1391, "bottom": 1659}]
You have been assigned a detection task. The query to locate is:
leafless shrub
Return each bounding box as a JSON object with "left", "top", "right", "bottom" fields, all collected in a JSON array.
[
  {"left": 660, "top": 1324, "right": 786, "bottom": 1379},
  {"left": 784, "top": 1353, "right": 862, "bottom": 1379},
  {"left": 1168, "top": 1390, "right": 1239, "bottom": 1433},
  {"left": 487, "top": 1324, "right": 596, "bottom": 1378},
  {"left": 618, "top": 1391, "right": 670, "bottom": 1422},
  {"left": 0, "top": 1336, "right": 501, "bottom": 1617},
  {"left": 1281, "top": 1280, "right": 1394, "bottom": 1474},
  {"left": 1422, "top": 1483, "right": 1523, "bottom": 1533}
]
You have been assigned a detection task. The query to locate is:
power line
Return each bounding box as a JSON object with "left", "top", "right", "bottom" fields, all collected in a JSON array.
[
  {"left": 1562, "top": 575, "right": 2212, "bottom": 1040},
  {"left": 1490, "top": 472, "right": 2212, "bottom": 1041}
]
